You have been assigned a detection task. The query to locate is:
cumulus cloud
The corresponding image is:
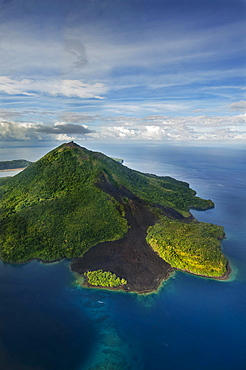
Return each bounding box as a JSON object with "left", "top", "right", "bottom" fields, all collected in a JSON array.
[
  {"left": 0, "top": 121, "right": 94, "bottom": 141},
  {"left": 0, "top": 114, "right": 245, "bottom": 142},
  {"left": 0, "top": 121, "right": 38, "bottom": 141},
  {"left": 0, "top": 77, "right": 106, "bottom": 99},
  {"left": 95, "top": 114, "right": 246, "bottom": 141}
]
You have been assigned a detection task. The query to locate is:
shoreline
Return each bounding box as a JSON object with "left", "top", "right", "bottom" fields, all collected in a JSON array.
[
  {"left": 1, "top": 177, "right": 229, "bottom": 294},
  {"left": 72, "top": 260, "right": 231, "bottom": 295},
  {"left": 0, "top": 167, "right": 26, "bottom": 172},
  {"left": 4, "top": 256, "right": 68, "bottom": 266},
  {"left": 2, "top": 200, "right": 230, "bottom": 294},
  {"left": 175, "top": 261, "right": 231, "bottom": 281},
  {"left": 72, "top": 266, "right": 175, "bottom": 295},
  {"left": 5, "top": 253, "right": 231, "bottom": 295}
]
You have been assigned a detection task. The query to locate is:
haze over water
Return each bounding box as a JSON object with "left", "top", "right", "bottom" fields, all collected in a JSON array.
[{"left": 0, "top": 143, "right": 245, "bottom": 369}]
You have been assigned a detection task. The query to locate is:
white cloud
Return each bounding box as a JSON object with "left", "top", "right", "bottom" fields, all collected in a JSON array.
[
  {"left": 0, "top": 77, "right": 106, "bottom": 99},
  {"left": 0, "top": 77, "right": 36, "bottom": 96},
  {"left": 1, "top": 113, "right": 246, "bottom": 142},
  {"left": 0, "top": 121, "right": 94, "bottom": 141},
  {"left": 229, "top": 101, "right": 246, "bottom": 111},
  {"left": 96, "top": 114, "right": 246, "bottom": 141},
  {"left": 54, "top": 134, "right": 76, "bottom": 142},
  {"left": 0, "top": 120, "right": 38, "bottom": 141}
]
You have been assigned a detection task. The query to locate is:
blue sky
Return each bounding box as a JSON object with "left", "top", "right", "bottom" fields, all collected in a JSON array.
[{"left": 0, "top": 0, "right": 245, "bottom": 143}]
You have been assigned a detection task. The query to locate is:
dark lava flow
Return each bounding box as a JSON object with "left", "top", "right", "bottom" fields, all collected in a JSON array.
[{"left": 71, "top": 175, "right": 183, "bottom": 293}]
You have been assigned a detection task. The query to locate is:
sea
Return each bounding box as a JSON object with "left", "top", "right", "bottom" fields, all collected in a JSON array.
[{"left": 0, "top": 141, "right": 245, "bottom": 370}]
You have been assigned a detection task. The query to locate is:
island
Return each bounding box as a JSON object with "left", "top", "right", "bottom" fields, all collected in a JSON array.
[
  {"left": 0, "top": 142, "right": 229, "bottom": 293},
  {"left": 0, "top": 159, "right": 32, "bottom": 171}
]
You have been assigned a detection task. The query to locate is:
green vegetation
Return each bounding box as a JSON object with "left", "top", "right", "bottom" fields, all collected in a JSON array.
[
  {"left": 0, "top": 144, "right": 128, "bottom": 262},
  {"left": 0, "top": 141, "right": 222, "bottom": 272},
  {"left": 0, "top": 159, "right": 32, "bottom": 170},
  {"left": 146, "top": 216, "right": 227, "bottom": 277},
  {"left": 85, "top": 269, "right": 128, "bottom": 287},
  {"left": 88, "top": 153, "right": 214, "bottom": 217}
]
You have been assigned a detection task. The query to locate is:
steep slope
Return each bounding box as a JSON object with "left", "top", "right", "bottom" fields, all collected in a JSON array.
[
  {"left": 0, "top": 142, "right": 128, "bottom": 262},
  {"left": 0, "top": 142, "right": 228, "bottom": 292}
]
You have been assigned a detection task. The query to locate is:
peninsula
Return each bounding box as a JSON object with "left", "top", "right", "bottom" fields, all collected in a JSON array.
[{"left": 0, "top": 142, "right": 229, "bottom": 293}]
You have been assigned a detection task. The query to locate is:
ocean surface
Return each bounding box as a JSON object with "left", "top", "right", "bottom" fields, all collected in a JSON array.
[{"left": 0, "top": 142, "right": 245, "bottom": 370}]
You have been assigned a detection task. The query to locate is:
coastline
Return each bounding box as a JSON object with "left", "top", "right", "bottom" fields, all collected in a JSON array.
[
  {"left": 176, "top": 261, "right": 231, "bottom": 281},
  {"left": 6, "top": 248, "right": 230, "bottom": 295},
  {"left": 72, "top": 260, "right": 230, "bottom": 295},
  {"left": 2, "top": 195, "right": 229, "bottom": 294},
  {"left": 72, "top": 266, "right": 175, "bottom": 294},
  {"left": 0, "top": 167, "right": 26, "bottom": 172},
  {"left": 0, "top": 143, "right": 230, "bottom": 295},
  {"left": 1, "top": 170, "right": 229, "bottom": 294},
  {"left": 4, "top": 256, "right": 68, "bottom": 266}
]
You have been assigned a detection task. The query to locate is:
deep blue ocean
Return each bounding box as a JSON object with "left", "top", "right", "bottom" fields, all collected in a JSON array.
[{"left": 0, "top": 142, "right": 245, "bottom": 370}]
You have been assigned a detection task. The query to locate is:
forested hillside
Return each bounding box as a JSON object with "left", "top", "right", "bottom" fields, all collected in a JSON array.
[{"left": 0, "top": 142, "right": 227, "bottom": 284}]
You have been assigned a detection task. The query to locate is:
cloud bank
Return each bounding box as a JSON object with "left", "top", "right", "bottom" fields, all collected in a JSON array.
[
  {"left": 0, "top": 121, "right": 94, "bottom": 141},
  {"left": 95, "top": 114, "right": 246, "bottom": 141},
  {"left": 1, "top": 114, "right": 245, "bottom": 142}
]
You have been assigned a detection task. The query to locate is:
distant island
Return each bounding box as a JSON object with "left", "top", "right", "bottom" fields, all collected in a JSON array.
[
  {"left": 0, "top": 142, "right": 229, "bottom": 293},
  {"left": 0, "top": 159, "right": 32, "bottom": 171}
]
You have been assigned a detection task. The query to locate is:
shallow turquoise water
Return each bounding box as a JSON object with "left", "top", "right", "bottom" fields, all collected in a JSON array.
[{"left": 0, "top": 143, "right": 245, "bottom": 369}]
